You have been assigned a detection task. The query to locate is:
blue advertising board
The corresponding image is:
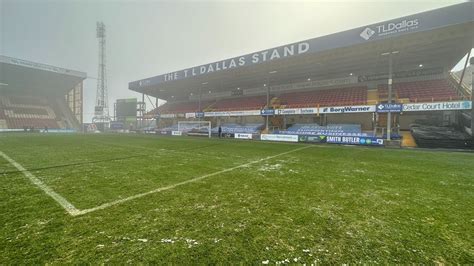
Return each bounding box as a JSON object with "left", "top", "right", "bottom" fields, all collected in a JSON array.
[
  {"left": 260, "top": 109, "right": 275, "bottom": 116},
  {"left": 297, "top": 135, "right": 384, "bottom": 146},
  {"left": 195, "top": 112, "right": 205, "bottom": 118},
  {"left": 326, "top": 136, "right": 384, "bottom": 146},
  {"left": 376, "top": 103, "right": 403, "bottom": 113},
  {"left": 110, "top": 122, "right": 124, "bottom": 130},
  {"left": 298, "top": 135, "right": 327, "bottom": 143}
]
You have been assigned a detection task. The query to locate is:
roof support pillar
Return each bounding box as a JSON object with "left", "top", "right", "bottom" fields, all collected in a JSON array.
[
  {"left": 198, "top": 87, "right": 201, "bottom": 112},
  {"left": 141, "top": 93, "right": 145, "bottom": 129},
  {"left": 382, "top": 50, "right": 398, "bottom": 141},
  {"left": 266, "top": 81, "right": 270, "bottom": 132},
  {"left": 470, "top": 56, "right": 473, "bottom": 139},
  {"left": 387, "top": 54, "right": 393, "bottom": 141}
]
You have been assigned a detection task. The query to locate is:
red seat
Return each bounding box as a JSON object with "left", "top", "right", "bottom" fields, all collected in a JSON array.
[
  {"left": 279, "top": 86, "right": 368, "bottom": 107},
  {"left": 1, "top": 95, "right": 64, "bottom": 129},
  {"left": 378, "top": 79, "right": 459, "bottom": 102}
]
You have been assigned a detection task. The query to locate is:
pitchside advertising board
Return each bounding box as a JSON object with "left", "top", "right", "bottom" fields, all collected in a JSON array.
[
  {"left": 260, "top": 109, "right": 275, "bottom": 116},
  {"left": 297, "top": 135, "right": 384, "bottom": 146},
  {"left": 298, "top": 135, "right": 327, "bottom": 143},
  {"left": 276, "top": 108, "right": 318, "bottom": 115},
  {"left": 161, "top": 101, "right": 472, "bottom": 119},
  {"left": 195, "top": 112, "right": 205, "bottom": 118},
  {"left": 160, "top": 114, "right": 176, "bottom": 118},
  {"left": 185, "top": 112, "right": 204, "bottom": 118},
  {"left": 235, "top": 133, "right": 253, "bottom": 140},
  {"left": 260, "top": 134, "right": 299, "bottom": 142},
  {"left": 326, "top": 136, "right": 384, "bottom": 146},
  {"left": 204, "top": 110, "right": 261, "bottom": 117},
  {"left": 262, "top": 105, "right": 375, "bottom": 116},
  {"left": 203, "top": 105, "right": 374, "bottom": 117},
  {"left": 319, "top": 105, "right": 375, "bottom": 114},
  {"left": 403, "top": 101, "right": 472, "bottom": 112},
  {"left": 171, "top": 131, "right": 182, "bottom": 136},
  {"left": 169, "top": 130, "right": 384, "bottom": 146},
  {"left": 376, "top": 103, "right": 403, "bottom": 113},
  {"left": 130, "top": 3, "right": 472, "bottom": 89}
]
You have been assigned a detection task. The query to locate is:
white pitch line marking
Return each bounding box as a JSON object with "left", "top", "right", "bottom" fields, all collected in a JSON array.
[
  {"left": 75, "top": 145, "right": 312, "bottom": 216},
  {"left": 0, "top": 150, "right": 81, "bottom": 216}
]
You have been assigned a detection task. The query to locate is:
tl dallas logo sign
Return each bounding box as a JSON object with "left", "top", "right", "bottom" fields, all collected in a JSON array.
[
  {"left": 360, "top": 18, "right": 419, "bottom": 40},
  {"left": 360, "top": 27, "right": 376, "bottom": 40},
  {"left": 376, "top": 103, "right": 403, "bottom": 113}
]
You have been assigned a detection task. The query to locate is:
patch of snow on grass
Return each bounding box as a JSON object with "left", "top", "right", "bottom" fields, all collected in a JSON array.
[{"left": 258, "top": 163, "right": 282, "bottom": 172}]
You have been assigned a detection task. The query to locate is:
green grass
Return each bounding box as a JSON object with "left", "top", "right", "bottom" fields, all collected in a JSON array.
[{"left": 0, "top": 133, "right": 473, "bottom": 264}]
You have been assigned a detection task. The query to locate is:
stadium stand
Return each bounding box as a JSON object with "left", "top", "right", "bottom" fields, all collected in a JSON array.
[
  {"left": 148, "top": 78, "right": 464, "bottom": 118},
  {"left": 0, "top": 95, "right": 62, "bottom": 129},
  {"left": 149, "top": 79, "right": 462, "bottom": 116},
  {"left": 0, "top": 56, "right": 85, "bottom": 130},
  {"left": 278, "top": 87, "right": 368, "bottom": 108},
  {"left": 129, "top": 2, "right": 472, "bottom": 149}
]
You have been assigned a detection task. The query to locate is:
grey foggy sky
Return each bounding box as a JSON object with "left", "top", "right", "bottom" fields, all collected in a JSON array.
[{"left": 0, "top": 0, "right": 469, "bottom": 122}]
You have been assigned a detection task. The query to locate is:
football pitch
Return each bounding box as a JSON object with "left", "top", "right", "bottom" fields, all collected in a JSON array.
[{"left": 0, "top": 134, "right": 473, "bottom": 263}]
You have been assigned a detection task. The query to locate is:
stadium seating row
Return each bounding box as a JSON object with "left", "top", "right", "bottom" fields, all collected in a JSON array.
[
  {"left": 150, "top": 78, "right": 460, "bottom": 115},
  {"left": 211, "top": 123, "right": 264, "bottom": 134},
  {"left": 0, "top": 95, "right": 62, "bottom": 129},
  {"left": 211, "top": 96, "right": 267, "bottom": 111},
  {"left": 378, "top": 79, "right": 460, "bottom": 102},
  {"left": 153, "top": 87, "right": 368, "bottom": 114},
  {"left": 4, "top": 118, "right": 59, "bottom": 129},
  {"left": 278, "top": 87, "right": 368, "bottom": 108},
  {"left": 158, "top": 101, "right": 213, "bottom": 114},
  {"left": 150, "top": 79, "right": 461, "bottom": 117},
  {"left": 277, "top": 123, "right": 369, "bottom": 136}
]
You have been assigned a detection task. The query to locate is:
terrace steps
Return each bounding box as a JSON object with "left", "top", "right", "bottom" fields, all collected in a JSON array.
[
  {"left": 367, "top": 89, "right": 378, "bottom": 105},
  {"left": 401, "top": 131, "right": 417, "bottom": 148}
]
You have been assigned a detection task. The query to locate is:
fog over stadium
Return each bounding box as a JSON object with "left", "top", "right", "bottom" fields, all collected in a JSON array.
[
  {"left": 1, "top": 0, "right": 474, "bottom": 263},
  {"left": 1, "top": 0, "right": 470, "bottom": 122}
]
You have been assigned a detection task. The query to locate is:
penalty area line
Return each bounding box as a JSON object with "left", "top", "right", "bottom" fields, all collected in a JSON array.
[
  {"left": 0, "top": 150, "right": 81, "bottom": 216},
  {"left": 75, "top": 145, "right": 312, "bottom": 216}
]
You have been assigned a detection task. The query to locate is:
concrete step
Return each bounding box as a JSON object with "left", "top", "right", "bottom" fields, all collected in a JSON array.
[{"left": 401, "top": 130, "right": 417, "bottom": 148}]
